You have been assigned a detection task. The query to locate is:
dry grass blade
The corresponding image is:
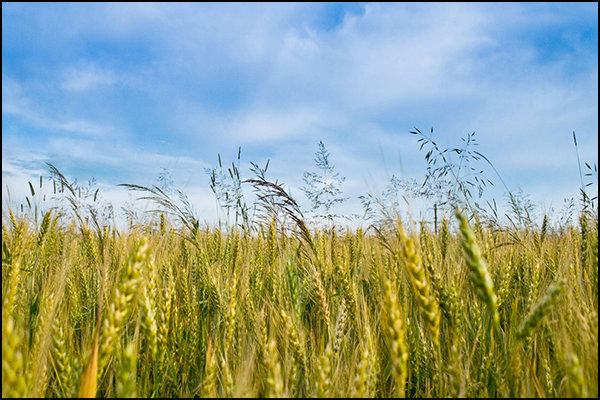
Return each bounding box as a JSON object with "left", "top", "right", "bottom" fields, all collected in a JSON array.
[{"left": 77, "top": 335, "right": 98, "bottom": 398}]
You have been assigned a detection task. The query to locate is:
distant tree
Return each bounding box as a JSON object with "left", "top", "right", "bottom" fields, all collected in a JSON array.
[{"left": 301, "top": 141, "right": 348, "bottom": 227}]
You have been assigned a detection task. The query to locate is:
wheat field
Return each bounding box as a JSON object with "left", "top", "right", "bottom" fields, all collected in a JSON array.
[
  {"left": 3, "top": 3, "right": 598, "bottom": 398},
  {"left": 2, "top": 185, "right": 598, "bottom": 398}
]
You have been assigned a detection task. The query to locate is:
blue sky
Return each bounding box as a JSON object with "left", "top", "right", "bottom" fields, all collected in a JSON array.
[{"left": 2, "top": 2, "right": 598, "bottom": 226}]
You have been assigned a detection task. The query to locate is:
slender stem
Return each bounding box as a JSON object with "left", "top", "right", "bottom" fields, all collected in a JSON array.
[{"left": 573, "top": 131, "right": 588, "bottom": 208}]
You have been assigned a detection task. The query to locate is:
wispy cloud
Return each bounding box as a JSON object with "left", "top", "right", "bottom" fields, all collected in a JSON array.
[
  {"left": 2, "top": 75, "right": 119, "bottom": 138},
  {"left": 62, "top": 62, "right": 116, "bottom": 92}
]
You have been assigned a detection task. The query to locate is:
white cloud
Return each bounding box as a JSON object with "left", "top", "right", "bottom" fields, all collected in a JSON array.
[
  {"left": 2, "top": 76, "right": 118, "bottom": 138},
  {"left": 62, "top": 62, "right": 116, "bottom": 92}
]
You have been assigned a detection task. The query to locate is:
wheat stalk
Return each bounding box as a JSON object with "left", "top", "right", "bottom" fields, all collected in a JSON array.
[
  {"left": 384, "top": 279, "right": 408, "bottom": 398},
  {"left": 456, "top": 209, "right": 500, "bottom": 327}
]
